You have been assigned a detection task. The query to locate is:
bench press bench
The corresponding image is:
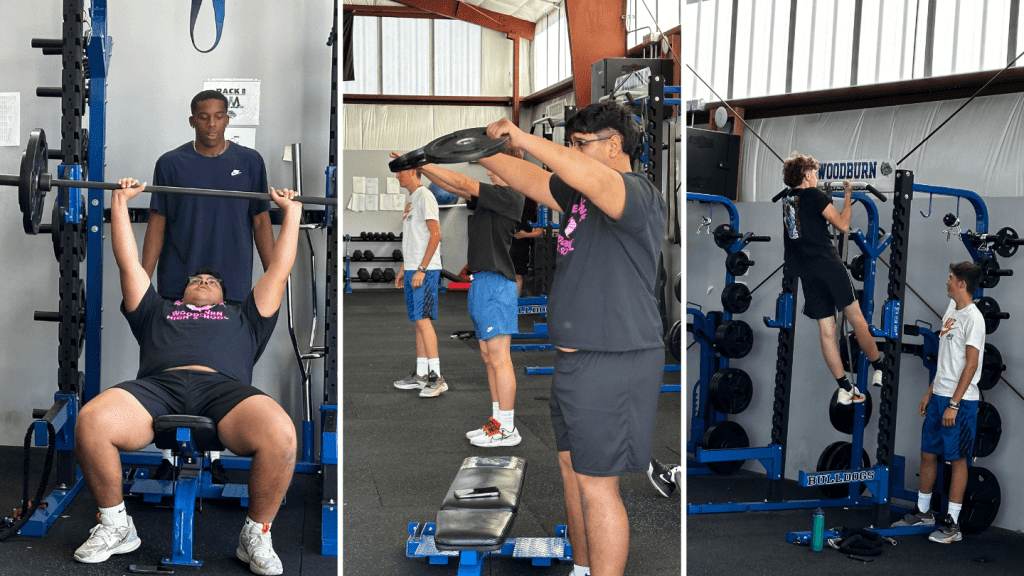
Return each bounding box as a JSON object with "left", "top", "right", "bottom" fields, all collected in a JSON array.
[{"left": 406, "top": 456, "right": 573, "bottom": 575}]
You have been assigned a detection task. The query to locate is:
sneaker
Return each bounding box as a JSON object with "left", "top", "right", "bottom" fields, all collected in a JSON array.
[
  {"left": 73, "top": 514, "right": 141, "bottom": 564},
  {"left": 394, "top": 369, "right": 428, "bottom": 390},
  {"left": 928, "top": 514, "right": 962, "bottom": 544},
  {"left": 648, "top": 459, "right": 677, "bottom": 497},
  {"left": 210, "top": 459, "right": 232, "bottom": 485},
  {"left": 153, "top": 458, "right": 175, "bottom": 481},
  {"left": 470, "top": 425, "right": 522, "bottom": 447},
  {"left": 837, "top": 387, "right": 866, "bottom": 405},
  {"left": 466, "top": 418, "right": 500, "bottom": 439},
  {"left": 419, "top": 371, "right": 448, "bottom": 397},
  {"left": 237, "top": 521, "right": 284, "bottom": 575},
  {"left": 871, "top": 369, "right": 883, "bottom": 387},
  {"left": 892, "top": 508, "right": 935, "bottom": 527}
]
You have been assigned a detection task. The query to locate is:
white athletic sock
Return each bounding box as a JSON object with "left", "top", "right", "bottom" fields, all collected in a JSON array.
[
  {"left": 948, "top": 501, "right": 962, "bottom": 524},
  {"left": 416, "top": 357, "right": 428, "bottom": 376},
  {"left": 491, "top": 401, "right": 500, "bottom": 419},
  {"left": 573, "top": 564, "right": 591, "bottom": 576},
  {"left": 99, "top": 503, "right": 128, "bottom": 527},
  {"left": 428, "top": 357, "right": 441, "bottom": 376},
  {"left": 497, "top": 409, "right": 515, "bottom": 432},
  {"left": 243, "top": 516, "right": 271, "bottom": 534},
  {"left": 161, "top": 448, "right": 174, "bottom": 461},
  {"left": 918, "top": 492, "right": 932, "bottom": 514}
]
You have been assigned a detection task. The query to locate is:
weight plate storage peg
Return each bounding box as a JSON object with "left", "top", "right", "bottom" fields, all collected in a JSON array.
[
  {"left": 979, "top": 344, "right": 1004, "bottom": 390},
  {"left": 708, "top": 367, "right": 753, "bottom": 414},
  {"left": 725, "top": 251, "right": 753, "bottom": 276},
  {"left": 714, "top": 319, "right": 753, "bottom": 358},
  {"left": 973, "top": 401, "right": 1002, "bottom": 458},
  {"left": 701, "top": 420, "right": 749, "bottom": 474},
  {"left": 721, "top": 283, "right": 751, "bottom": 314},
  {"left": 815, "top": 441, "right": 871, "bottom": 498},
  {"left": 828, "top": 388, "right": 873, "bottom": 435}
]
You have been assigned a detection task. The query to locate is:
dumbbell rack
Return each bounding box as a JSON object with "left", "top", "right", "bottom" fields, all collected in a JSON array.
[
  {"left": 343, "top": 233, "right": 403, "bottom": 292},
  {"left": 685, "top": 194, "right": 773, "bottom": 478}
]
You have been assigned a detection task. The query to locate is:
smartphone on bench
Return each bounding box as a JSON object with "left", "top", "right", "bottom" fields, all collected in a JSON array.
[{"left": 455, "top": 486, "right": 500, "bottom": 499}]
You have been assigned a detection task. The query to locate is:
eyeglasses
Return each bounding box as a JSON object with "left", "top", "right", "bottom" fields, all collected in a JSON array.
[
  {"left": 570, "top": 136, "right": 612, "bottom": 150},
  {"left": 187, "top": 276, "right": 221, "bottom": 288}
]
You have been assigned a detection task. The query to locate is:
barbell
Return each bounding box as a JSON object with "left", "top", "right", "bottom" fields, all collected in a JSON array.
[{"left": 5, "top": 129, "right": 338, "bottom": 235}]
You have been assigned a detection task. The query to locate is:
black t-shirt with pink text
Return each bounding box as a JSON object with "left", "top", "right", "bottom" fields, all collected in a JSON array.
[{"left": 121, "top": 285, "right": 278, "bottom": 385}]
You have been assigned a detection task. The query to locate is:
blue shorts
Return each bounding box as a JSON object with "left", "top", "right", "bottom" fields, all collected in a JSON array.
[
  {"left": 404, "top": 269, "right": 440, "bottom": 322},
  {"left": 467, "top": 271, "right": 518, "bottom": 340},
  {"left": 921, "top": 394, "right": 977, "bottom": 461}
]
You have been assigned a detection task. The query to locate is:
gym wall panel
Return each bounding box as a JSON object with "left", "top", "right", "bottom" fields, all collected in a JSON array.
[
  {"left": 0, "top": 1, "right": 333, "bottom": 447},
  {"left": 342, "top": 104, "right": 512, "bottom": 150},
  {"left": 481, "top": 27, "right": 514, "bottom": 97}
]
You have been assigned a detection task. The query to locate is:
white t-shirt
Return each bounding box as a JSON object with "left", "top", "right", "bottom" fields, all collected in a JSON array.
[
  {"left": 402, "top": 186, "right": 442, "bottom": 271},
  {"left": 933, "top": 299, "right": 986, "bottom": 401}
]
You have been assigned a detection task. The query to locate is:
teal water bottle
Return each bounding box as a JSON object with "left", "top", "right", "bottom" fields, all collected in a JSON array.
[{"left": 811, "top": 508, "right": 825, "bottom": 552}]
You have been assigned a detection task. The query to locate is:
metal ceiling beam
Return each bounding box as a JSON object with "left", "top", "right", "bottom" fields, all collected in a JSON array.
[
  {"left": 565, "top": 0, "right": 626, "bottom": 107},
  {"left": 387, "top": 0, "right": 536, "bottom": 39}
]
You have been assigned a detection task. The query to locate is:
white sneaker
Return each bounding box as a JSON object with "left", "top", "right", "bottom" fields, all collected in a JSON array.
[
  {"left": 837, "top": 387, "right": 866, "bottom": 405},
  {"left": 470, "top": 426, "right": 522, "bottom": 447},
  {"left": 394, "top": 370, "right": 428, "bottom": 390},
  {"left": 237, "top": 521, "right": 284, "bottom": 575},
  {"left": 73, "top": 514, "right": 141, "bottom": 563},
  {"left": 466, "top": 417, "right": 500, "bottom": 439},
  {"left": 871, "top": 369, "right": 883, "bottom": 387}
]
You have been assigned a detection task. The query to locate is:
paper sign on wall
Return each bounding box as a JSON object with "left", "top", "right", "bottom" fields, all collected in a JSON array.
[
  {"left": 203, "top": 79, "right": 261, "bottom": 125},
  {"left": 0, "top": 93, "right": 20, "bottom": 147}
]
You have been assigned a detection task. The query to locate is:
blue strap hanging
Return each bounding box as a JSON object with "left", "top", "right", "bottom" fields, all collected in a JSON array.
[{"left": 190, "top": 0, "right": 226, "bottom": 53}]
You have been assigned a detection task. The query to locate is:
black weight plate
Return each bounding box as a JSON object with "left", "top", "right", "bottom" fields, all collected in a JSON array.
[
  {"left": 702, "top": 420, "right": 749, "bottom": 474},
  {"left": 979, "top": 257, "right": 1000, "bottom": 289},
  {"left": 725, "top": 251, "right": 751, "bottom": 276},
  {"left": 51, "top": 199, "right": 64, "bottom": 262},
  {"left": 974, "top": 401, "right": 1002, "bottom": 458},
  {"left": 713, "top": 223, "right": 735, "bottom": 250},
  {"left": 975, "top": 296, "right": 1001, "bottom": 335},
  {"left": 20, "top": 129, "right": 48, "bottom": 234},
  {"left": 721, "top": 283, "right": 751, "bottom": 314},
  {"left": 423, "top": 127, "right": 509, "bottom": 165},
  {"left": 828, "top": 387, "right": 874, "bottom": 435},
  {"left": 666, "top": 320, "right": 681, "bottom": 362},
  {"left": 849, "top": 254, "right": 866, "bottom": 282},
  {"left": 816, "top": 441, "right": 845, "bottom": 473},
  {"left": 816, "top": 441, "right": 870, "bottom": 498},
  {"left": 995, "top": 226, "right": 1019, "bottom": 258},
  {"left": 714, "top": 320, "right": 753, "bottom": 359},
  {"left": 943, "top": 465, "right": 1002, "bottom": 533},
  {"left": 839, "top": 331, "right": 862, "bottom": 373},
  {"left": 388, "top": 147, "right": 427, "bottom": 173},
  {"left": 674, "top": 272, "right": 681, "bottom": 302},
  {"left": 709, "top": 367, "right": 753, "bottom": 414},
  {"left": 980, "top": 344, "right": 1003, "bottom": 391}
]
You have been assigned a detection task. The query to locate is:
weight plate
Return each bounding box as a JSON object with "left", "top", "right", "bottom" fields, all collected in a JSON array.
[
  {"left": 974, "top": 401, "right": 1002, "bottom": 458},
  {"left": 20, "top": 129, "right": 48, "bottom": 234},
  {"left": 725, "top": 251, "right": 752, "bottom": 277},
  {"left": 666, "top": 320, "right": 681, "bottom": 362},
  {"left": 828, "top": 387, "right": 874, "bottom": 435},
  {"left": 422, "top": 127, "right": 509, "bottom": 165},
  {"left": 816, "top": 441, "right": 871, "bottom": 498},
  {"left": 941, "top": 465, "right": 1002, "bottom": 533},
  {"left": 839, "top": 331, "right": 862, "bottom": 374},
  {"left": 713, "top": 224, "right": 735, "bottom": 250},
  {"left": 816, "top": 441, "right": 845, "bottom": 475},
  {"left": 849, "top": 254, "right": 866, "bottom": 282},
  {"left": 979, "top": 256, "right": 1000, "bottom": 289},
  {"left": 721, "top": 283, "right": 751, "bottom": 314},
  {"left": 702, "top": 420, "right": 749, "bottom": 475},
  {"left": 709, "top": 367, "right": 753, "bottom": 414},
  {"left": 974, "top": 296, "right": 1001, "bottom": 335},
  {"left": 388, "top": 147, "right": 427, "bottom": 173},
  {"left": 979, "top": 344, "right": 1003, "bottom": 391},
  {"left": 714, "top": 320, "right": 753, "bottom": 359},
  {"left": 995, "top": 226, "right": 1019, "bottom": 258}
]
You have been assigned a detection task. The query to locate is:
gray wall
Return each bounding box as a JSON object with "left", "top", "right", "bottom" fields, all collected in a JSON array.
[
  {"left": 686, "top": 195, "right": 1024, "bottom": 532},
  {"left": 0, "top": 1, "right": 334, "bottom": 448}
]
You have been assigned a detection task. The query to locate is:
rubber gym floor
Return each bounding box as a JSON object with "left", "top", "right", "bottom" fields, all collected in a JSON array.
[
  {"left": 0, "top": 448, "right": 335, "bottom": 574},
  {"left": 688, "top": 471, "right": 1024, "bottom": 575},
  {"left": 343, "top": 289, "right": 682, "bottom": 575}
]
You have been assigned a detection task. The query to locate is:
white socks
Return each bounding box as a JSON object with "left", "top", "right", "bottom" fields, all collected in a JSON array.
[
  {"left": 416, "top": 357, "right": 428, "bottom": 376},
  {"left": 428, "top": 357, "right": 441, "bottom": 376},
  {"left": 243, "top": 516, "right": 271, "bottom": 534},
  {"left": 573, "top": 564, "right": 591, "bottom": 576},
  {"left": 918, "top": 491, "right": 932, "bottom": 514},
  {"left": 949, "top": 501, "right": 962, "bottom": 524},
  {"left": 491, "top": 401, "right": 500, "bottom": 419},
  {"left": 99, "top": 503, "right": 128, "bottom": 528},
  {"left": 497, "top": 409, "right": 515, "bottom": 432}
]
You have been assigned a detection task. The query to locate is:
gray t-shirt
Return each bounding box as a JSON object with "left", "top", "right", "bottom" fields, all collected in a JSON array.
[
  {"left": 547, "top": 171, "right": 666, "bottom": 351},
  {"left": 467, "top": 183, "right": 525, "bottom": 281}
]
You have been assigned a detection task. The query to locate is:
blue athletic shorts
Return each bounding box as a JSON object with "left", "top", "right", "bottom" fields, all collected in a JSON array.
[
  {"left": 549, "top": 348, "right": 664, "bottom": 477},
  {"left": 467, "top": 271, "right": 518, "bottom": 340},
  {"left": 404, "top": 269, "right": 440, "bottom": 322},
  {"left": 921, "top": 394, "right": 977, "bottom": 461},
  {"left": 115, "top": 369, "right": 266, "bottom": 425}
]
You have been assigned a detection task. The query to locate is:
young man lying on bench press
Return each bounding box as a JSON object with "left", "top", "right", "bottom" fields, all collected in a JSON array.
[{"left": 73, "top": 178, "right": 301, "bottom": 576}]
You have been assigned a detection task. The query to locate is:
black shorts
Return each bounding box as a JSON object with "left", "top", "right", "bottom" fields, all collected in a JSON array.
[
  {"left": 115, "top": 369, "right": 266, "bottom": 425},
  {"left": 549, "top": 348, "right": 664, "bottom": 477},
  {"left": 800, "top": 260, "right": 857, "bottom": 320}
]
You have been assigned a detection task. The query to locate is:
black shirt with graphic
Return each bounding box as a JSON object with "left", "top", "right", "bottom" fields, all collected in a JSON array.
[
  {"left": 121, "top": 285, "right": 278, "bottom": 385},
  {"left": 467, "top": 183, "right": 525, "bottom": 281},
  {"left": 782, "top": 186, "right": 842, "bottom": 277}
]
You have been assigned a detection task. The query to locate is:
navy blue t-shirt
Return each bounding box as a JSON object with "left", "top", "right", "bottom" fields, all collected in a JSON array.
[
  {"left": 467, "top": 183, "right": 525, "bottom": 281},
  {"left": 121, "top": 285, "right": 278, "bottom": 385},
  {"left": 150, "top": 142, "right": 270, "bottom": 302},
  {"left": 547, "top": 171, "right": 666, "bottom": 351}
]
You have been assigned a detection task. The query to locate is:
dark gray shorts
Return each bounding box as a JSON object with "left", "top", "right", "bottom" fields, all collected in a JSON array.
[
  {"left": 800, "top": 259, "right": 857, "bottom": 320},
  {"left": 549, "top": 348, "right": 664, "bottom": 477},
  {"left": 115, "top": 369, "right": 266, "bottom": 425}
]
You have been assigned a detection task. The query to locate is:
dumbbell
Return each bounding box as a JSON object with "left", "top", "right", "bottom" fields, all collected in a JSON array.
[
  {"left": 360, "top": 231, "right": 368, "bottom": 240},
  {"left": 383, "top": 268, "right": 396, "bottom": 282},
  {"left": 356, "top": 268, "right": 370, "bottom": 282},
  {"left": 387, "top": 232, "right": 396, "bottom": 241},
  {"left": 363, "top": 250, "right": 375, "bottom": 261},
  {"left": 351, "top": 250, "right": 363, "bottom": 261},
  {"left": 393, "top": 249, "right": 403, "bottom": 261},
  {"left": 371, "top": 268, "right": 384, "bottom": 282}
]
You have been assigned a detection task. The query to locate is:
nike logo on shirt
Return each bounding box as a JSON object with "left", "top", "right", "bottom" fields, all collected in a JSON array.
[{"left": 231, "top": 169, "right": 242, "bottom": 176}]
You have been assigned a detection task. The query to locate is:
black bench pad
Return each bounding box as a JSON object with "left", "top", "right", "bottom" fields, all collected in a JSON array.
[
  {"left": 434, "top": 456, "right": 526, "bottom": 552},
  {"left": 153, "top": 415, "right": 224, "bottom": 452}
]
